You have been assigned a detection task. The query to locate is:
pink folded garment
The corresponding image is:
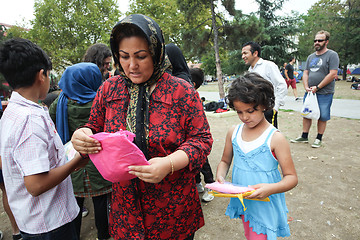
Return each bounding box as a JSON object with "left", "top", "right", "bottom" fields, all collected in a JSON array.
[
  {"left": 89, "top": 130, "right": 149, "bottom": 182},
  {"left": 205, "top": 182, "right": 254, "bottom": 194}
]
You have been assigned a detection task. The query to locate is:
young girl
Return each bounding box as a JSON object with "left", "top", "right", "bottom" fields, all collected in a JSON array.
[{"left": 216, "top": 72, "right": 298, "bottom": 240}]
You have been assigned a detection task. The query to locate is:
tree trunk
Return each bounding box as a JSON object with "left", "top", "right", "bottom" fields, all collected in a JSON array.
[{"left": 210, "top": 1, "right": 225, "bottom": 100}]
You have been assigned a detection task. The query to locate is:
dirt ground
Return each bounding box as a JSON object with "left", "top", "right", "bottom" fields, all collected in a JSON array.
[
  {"left": 1, "top": 111, "right": 359, "bottom": 240},
  {"left": 196, "top": 111, "right": 360, "bottom": 240},
  {"left": 1, "top": 80, "right": 360, "bottom": 239}
]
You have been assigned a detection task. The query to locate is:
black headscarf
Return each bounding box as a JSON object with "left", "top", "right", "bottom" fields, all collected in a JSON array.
[
  {"left": 165, "top": 43, "right": 192, "bottom": 84},
  {"left": 110, "top": 14, "right": 167, "bottom": 158}
]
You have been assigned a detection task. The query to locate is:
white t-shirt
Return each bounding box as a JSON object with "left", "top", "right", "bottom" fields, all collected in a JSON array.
[{"left": 249, "top": 58, "right": 288, "bottom": 111}]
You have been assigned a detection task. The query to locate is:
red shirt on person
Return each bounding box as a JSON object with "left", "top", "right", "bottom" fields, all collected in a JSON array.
[{"left": 85, "top": 72, "right": 213, "bottom": 239}]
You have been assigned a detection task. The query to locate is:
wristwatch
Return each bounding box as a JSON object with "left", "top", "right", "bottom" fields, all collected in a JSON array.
[{"left": 316, "top": 85, "right": 321, "bottom": 91}]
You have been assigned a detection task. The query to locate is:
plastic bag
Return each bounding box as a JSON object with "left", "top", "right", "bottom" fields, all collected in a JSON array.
[
  {"left": 205, "top": 182, "right": 254, "bottom": 194},
  {"left": 89, "top": 130, "right": 149, "bottom": 182},
  {"left": 301, "top": 92, "right": 320, "bottom": 120},
  {"left": 64, "top": 141, "right": 77, "bottom": 162}
]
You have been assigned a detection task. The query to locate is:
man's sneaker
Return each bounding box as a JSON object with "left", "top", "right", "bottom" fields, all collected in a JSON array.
[
  {"left": 82, "top": 206, "right": 89, "bottom": 218},
  {"left": 0, "top": 230, "right": 4, "bottom": 240},
  {"left": 311, "top": 139, "right": 322, "bottom": 148},
  {"left": 201, "top": 188, "right": 214, "bottom": 202},
  {"left": 290, "top": 137, "right": 308, "bottom": 143},
  {"left": 196, "top": 183, "right": 204, "bottom": 193}
]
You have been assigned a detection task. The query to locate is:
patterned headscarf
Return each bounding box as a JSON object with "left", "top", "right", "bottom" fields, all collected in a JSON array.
[{"left": 110, "top": 14, "right": 168, "bottom": 158}]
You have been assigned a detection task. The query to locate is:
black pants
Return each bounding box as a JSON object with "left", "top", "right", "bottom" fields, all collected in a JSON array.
[
  {"left": 73, "top": 194, "right": 110, "bottom": 239},
  {"left": 195, "top": 158, "right": 214, "bottom": 184},
  {"left": 21, "top": 220, "right": 78, "bottom": 240},
  {"left": 264, "top": 109, "right": 278, "bottom": 128}
]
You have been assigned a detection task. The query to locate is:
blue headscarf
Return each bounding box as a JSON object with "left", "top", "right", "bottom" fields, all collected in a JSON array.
[{"left": 56, "top": 62, "right": 102, "bottom": 143}]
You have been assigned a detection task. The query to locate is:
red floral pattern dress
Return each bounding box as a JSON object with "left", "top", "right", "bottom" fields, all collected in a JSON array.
[{"left": 86, "top": 72, "right": 213, "bottom": 239}]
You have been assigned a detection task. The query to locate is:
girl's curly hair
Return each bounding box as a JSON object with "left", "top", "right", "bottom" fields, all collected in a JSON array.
[{"left": 226, "top": 72, "right": 275, "bottom": 111}]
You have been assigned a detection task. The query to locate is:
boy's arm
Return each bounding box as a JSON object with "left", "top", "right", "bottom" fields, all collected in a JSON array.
[{"left": 24, "top": 153, "right": 88, "bottom": 196}]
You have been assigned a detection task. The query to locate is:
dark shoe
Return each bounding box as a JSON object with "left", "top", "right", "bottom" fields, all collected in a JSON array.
[{"left": 13, "top": 233, "right": 22, "bottom": 240}]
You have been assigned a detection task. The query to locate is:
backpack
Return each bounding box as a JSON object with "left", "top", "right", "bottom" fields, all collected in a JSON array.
[
  {"left": 204, "top": 101, "right": 224, "bottom": 112},
  {"left": 351, "top": 83, "right": 360, "bottom": 90}
]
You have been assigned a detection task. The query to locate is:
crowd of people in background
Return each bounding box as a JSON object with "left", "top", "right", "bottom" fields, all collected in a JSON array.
[{"left": 0, "top": 12, "right": 341, "bottom": 240}]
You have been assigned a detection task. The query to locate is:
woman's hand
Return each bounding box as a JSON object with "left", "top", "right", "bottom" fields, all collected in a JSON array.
[
  {"left": 71, "top": 127, "right": 101, "bottom": 154},
  {"left": 128, "top": 157, "right": 171, "bottom": 184},
  {"left": 246, "top": 183, "right": 273, "bottom": 200}
]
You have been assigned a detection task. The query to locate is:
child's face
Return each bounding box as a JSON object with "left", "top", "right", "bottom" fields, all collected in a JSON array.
[
  {"left": 233, "top": 100, "right": 265, "bottom": 128},
  {"left": 40, "top": 70, "right": 51, "bottom": 100}
]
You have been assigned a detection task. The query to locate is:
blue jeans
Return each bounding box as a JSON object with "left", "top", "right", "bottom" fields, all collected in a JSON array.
[{"left": 20, "top": 221, "right": 78, "bottom": 240}]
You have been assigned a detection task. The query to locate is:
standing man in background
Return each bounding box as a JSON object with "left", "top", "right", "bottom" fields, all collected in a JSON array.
[
  {"left": 291, "top": 30, "right": 339, "bottom": 148},
  {"left": 285, "top": 57, "right": 299, "bottom": 101},
  {"left": 242, "top": 41, "right": 287, "bottom": 128}
]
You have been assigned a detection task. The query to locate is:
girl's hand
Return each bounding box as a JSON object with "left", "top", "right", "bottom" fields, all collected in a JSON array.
[
  {"left": 216, "top": 176, "right": 226, "bottom": 184},
  {"left": 247, "top": 183, "right": 273, "bottom": 200},
  {"left": 128, "top": 157, "right": 171, "bottom": 183},
  {"left": 71, "top": 128, "right": 101, "bottom": 154}
]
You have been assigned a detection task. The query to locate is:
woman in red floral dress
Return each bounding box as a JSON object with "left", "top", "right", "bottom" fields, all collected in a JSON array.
[{"left": 71, "top": 14, "right": 213, "bottom": 240}]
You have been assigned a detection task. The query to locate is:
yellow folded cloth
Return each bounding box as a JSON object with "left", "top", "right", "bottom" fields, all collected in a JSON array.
[{"left": 209, "top": 190, "right": 270, "bottom": 211}]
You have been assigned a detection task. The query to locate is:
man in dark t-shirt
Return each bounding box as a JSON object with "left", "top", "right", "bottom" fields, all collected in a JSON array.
[{"left": 285, "top": 57, "right": 299, "bottom": 100}]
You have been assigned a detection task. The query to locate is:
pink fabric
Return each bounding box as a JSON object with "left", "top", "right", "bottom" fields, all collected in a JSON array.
[
  {"left": 89, "top": 130, "right": 149, "bottom": 182},
  {"left": 242, "top": 215, "right": 267, "bottom": 240},
  {"left": 205, "top": 182, "right": 254, "bottom": 194}
]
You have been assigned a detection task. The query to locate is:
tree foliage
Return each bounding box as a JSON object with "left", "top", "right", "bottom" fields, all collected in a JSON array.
[
  {"left": 29, "top": 0, "right": 121, "bottom": 72},
  {"left": 255, "top": 0, "right": 302, "bottom": 65}
]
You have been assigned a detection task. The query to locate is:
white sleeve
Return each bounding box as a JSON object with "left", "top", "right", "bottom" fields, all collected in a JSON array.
[{"left": 268, "top": 62, "right": 287, "bottom": 111}]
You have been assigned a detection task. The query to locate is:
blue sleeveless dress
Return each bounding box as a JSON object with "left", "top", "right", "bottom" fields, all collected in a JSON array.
[{"left": 225, "top": 124, "right": 291, "bottom": 239}]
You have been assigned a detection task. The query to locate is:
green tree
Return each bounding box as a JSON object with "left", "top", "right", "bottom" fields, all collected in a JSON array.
[
  {"left": 298, "top": 0, "right": 343, "bottom": 59},
  {"left": 30, "top": 0, "right": 121, "bottom": 72},
  {"left": 255, "top": 0, "right": 302, "bottom": 65}
]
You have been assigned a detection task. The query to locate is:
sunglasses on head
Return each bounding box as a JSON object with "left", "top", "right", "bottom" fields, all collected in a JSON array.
[{"left": 314, "top": 39, "right": 326, "bottom": 43}]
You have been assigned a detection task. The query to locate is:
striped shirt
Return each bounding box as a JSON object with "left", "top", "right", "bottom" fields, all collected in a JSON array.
[{"left": 0, "top": 92, "right": 79, "bottom": 234}]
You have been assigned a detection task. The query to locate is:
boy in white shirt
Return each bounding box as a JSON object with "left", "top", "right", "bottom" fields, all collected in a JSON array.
[{"left": 0, "top": 38, "right": 88, "bottom": 240}]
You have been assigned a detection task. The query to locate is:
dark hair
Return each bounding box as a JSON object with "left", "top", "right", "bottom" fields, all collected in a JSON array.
[
  {"left": 242, "top": 41, "right": 261, "bottom": 57},
  {"left": 83, "top": 43, "right": 112, "bottom": 68},
  {"left": 111, "top": 23, "right": 148, "bottom": 68},
  {"left": 227, "top": 72, "right": 274, "bottom": 111},
  {"left": 0, "top": 38, "right": 52, "bottom": 89},
  {"left": 289, "top": 57, "right": 295, "bottom": 62},
  {"left": 190, "top": 68, "right": 204, "bottom": 90}
]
